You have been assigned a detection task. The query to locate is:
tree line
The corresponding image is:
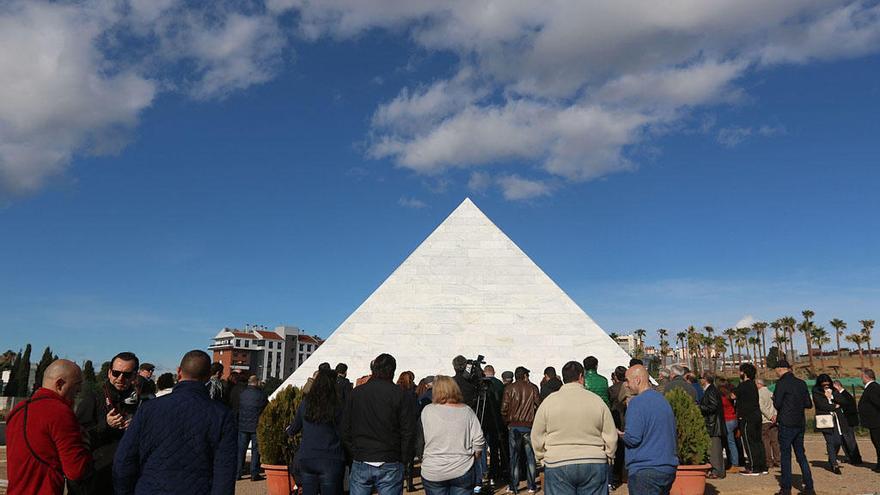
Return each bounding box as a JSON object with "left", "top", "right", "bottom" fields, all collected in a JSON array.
[
  {"left": 610, "top": 310, "right": 875, "bottom": 375},
  {"left": 1, "top": 343, "right": 103, "bottom": 397}
]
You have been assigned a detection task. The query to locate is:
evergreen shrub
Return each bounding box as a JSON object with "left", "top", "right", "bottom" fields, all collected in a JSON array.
[
  {"left": 257, "top": 385, "right": 301, "bottom": 466},
  {"left": 665, "top": 387, "right": 710, "bottom": 465}
]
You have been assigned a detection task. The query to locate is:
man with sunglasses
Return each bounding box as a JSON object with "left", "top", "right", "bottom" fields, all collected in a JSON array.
[{"left": 70, "top": 352, "right": 143, "bottom": 495}]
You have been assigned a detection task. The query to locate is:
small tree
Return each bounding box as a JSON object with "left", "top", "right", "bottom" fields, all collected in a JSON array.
[
  {"left": 665, "top": 388, "right": 710, "bottom": 466},
  {"left": 766, "top": 346, "right": 780, "bottom": 370},
  {"left": 82, "top": 360, "right": 97, "bottom": 384},
  {"left": 17, "top": 344, "right": 32, "bottom": 395},
  {"left": 257, "top": 386, "right": 302, "bottom": 466},
  {"left": 34, "top": 347, "right": 54, "bottom": 387},
  {"left": 3, "top": 351, "right": 21, "bottom": 397}
]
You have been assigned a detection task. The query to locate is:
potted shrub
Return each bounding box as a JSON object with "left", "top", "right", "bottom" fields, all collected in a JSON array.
[
  {"left": 665, "top": 388, "right": 711, "bottom": 495},
  {"left": 257, "top": 385, "right": 301, "bottom": 495}
]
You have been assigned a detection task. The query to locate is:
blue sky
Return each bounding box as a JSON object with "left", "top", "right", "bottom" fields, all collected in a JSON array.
[{"left": 1, "top": 1, "right": 879, "bottom": 371}]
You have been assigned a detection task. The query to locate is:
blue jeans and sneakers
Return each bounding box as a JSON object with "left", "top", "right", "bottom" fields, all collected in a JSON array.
[
  {"left": 350, "top": 461, "right": 404, "bottom": 495},
  {"left": 544, "top": 463, "right": 607, "bottom": 495},
  {"left": 237, "top": 431, "right": 262, "bottom": 480},
  {"left": 508, "top": 426, "right": 538, "bottom": 493},
  {"left": 423, "top": 465, "right": 475, "bottom": 495},
  {"left": 778, "top": 425, "right": 814, "bottom": 494},
  {"left": 724, "top": 419, "right": 740, "bottom": 467}
]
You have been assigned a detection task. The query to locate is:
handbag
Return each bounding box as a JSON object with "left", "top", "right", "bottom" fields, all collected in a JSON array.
[{"left": 815, "top": 413, "right": 834, "bottom": 429}]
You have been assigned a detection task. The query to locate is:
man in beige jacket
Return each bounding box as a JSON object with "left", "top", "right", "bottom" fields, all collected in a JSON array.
[
  {"left": 757, "top": 378, "right": 781, "bottom": 468},
  {"left": 531, "top": 361, "right": 617, "bottom": 495}
]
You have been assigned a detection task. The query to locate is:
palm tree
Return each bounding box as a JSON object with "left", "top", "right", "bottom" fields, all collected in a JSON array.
[
  {"left": 771, "top": 319, "right": 783, "bottom": 348},
  {"left": 800, "top": 310, "right": 816, "bottom": 371},
  {"left": 830, "top": 318, "right": 847, "bottom": 368},
  {"left": 859, "top": 319, "right": 875, "bottom": 366},
  {"left": 749, "top": 336, "right": 762, "bottom": 365},
  {"left": 781, "top": 316, "right": 797, "bottom": 362},
  {"left": 634, "top": 329, "right": 647, "bottom": 358},
  {"left": 752, "top": 321, "right": 769, "bottom": 367},
  {"left": 723, "top": 328, "right": 737, "bottom": 369},
  {"left": 658, "top": 329, "right": 669, "bottom": 366},
  {"left": 736, "top": 328, "right": 750, "bottom": 366},
  {"left": 676, "top": 331, "right": 687, "bottom": 364},
  {"left": 846, "top": 333, "right": 866, "bottom": 370},
  {"left": 812, "top": 326, "right": 830, "bottom": 365},
  {"left": 773, "top": 333, "right": 789, "bottom": 363},
  {"left": 713, "top": 336, "right": 727, "bottom": 372}
]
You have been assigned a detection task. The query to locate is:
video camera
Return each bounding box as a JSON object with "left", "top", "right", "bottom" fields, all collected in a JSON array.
[{"left": 461, "top": 354, "right": 486, "bottom": 386}]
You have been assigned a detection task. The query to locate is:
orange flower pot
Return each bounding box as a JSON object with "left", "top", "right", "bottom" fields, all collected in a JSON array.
[
  {"left": 669, "top": 464, "right": 711, "bottom": 495},
  {"left": 262, "top": 464, "right": 296, "bottom": 495}
]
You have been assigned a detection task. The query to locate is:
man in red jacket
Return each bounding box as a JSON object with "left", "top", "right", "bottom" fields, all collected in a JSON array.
[{"left": 6, "top": 359, "right": 93, "bottom": 494}]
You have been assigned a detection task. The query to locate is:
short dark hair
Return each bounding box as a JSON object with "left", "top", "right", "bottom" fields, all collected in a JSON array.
[
  {"left": 583, "top": 356, "right": 598, "bottom": 371},
  {"left": 562, "top": 361, "right": 584, "bottom": 383},
  {"left": 864, "top": 368, "right": 876, "bottom": 380},
  {"left": 739, "top": 363, "right": 757, "bottom": 379},
  {"left": 701, "top": 371, "right": 715, "bottom": 384},
  {"left": 111, "top": 352, "right": 139, "bottom": 370},
  {"left": 335, "top": 363, "right": 348, "bottom": 375},
  {"left": 318, "top": 362, "right": 331, "bottom": 371},
  {"left": 182, "top": 350, "right": 212, "bottom": 381},
  {"left": 371, "top": 353, "right": 397, "bottom": 380},
  {"left": 452, "top": 355, "right": 468, "bottom": 373},
  {"left": 629, "top": 358, "right": 643, "bottom": 367},
  {"left": 156, "top": 372, "right": 175, "bottom": 390},
  {"left": 514, "top": 366, "right": 529, "bottom": 380},
  {"left": 139, "top": 363, "right": 155, "bottom": 372},
  {"left": 210, "top": 362, "right": 224, "bottom": 376},
  {"left": 544, "top": 366, "right": 557, "bottom": 378},
  {"left": 613, "top": 366, "right": 627, "bottom": 382}
]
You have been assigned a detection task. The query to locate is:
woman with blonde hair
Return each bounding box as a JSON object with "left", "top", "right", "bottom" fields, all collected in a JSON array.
[{"left": 417, "top": 375, "right": 485, "bottom": 495}]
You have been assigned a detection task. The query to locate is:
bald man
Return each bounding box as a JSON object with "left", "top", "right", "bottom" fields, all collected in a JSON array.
[
  {"left": 620, "top": 365, "right": 679, "bottom": 495},
  {"left": 6, "top": 359, "right": 92, "bottom": 495},
  {"left": 113, "top": 350, "right": 237, "bottom": 494}
]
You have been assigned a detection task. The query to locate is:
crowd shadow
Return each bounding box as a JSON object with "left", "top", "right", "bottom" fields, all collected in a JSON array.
[
  {"left": 773, "top": 473, "right": 806, "bottom": 492},
  {"left": 703, "top": 482, "right": 721, "bottom": 495}
]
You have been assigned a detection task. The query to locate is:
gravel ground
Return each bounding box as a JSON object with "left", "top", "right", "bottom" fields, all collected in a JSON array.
[{"left": 1, "top": 435, "right": 878, "bottom": 494}]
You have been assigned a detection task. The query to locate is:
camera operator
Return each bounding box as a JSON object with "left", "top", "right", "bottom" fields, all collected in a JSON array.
[
  {"left": 71, "top": 351, "right": 143, "bottom": 495},
  {"left": 453, "top": 355, "right": 478, "bottom": 409}
]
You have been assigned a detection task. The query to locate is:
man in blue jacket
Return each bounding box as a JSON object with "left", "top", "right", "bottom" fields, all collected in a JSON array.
[
  {"left": 238, "top": 375, "right": 268, "bottom": 481},
  {"left": 113, "top": 350, "right": 237, "bottom": 495}
]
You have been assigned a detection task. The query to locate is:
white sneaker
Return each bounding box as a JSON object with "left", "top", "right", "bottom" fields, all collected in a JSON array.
[
  {"left": 474, "top": 487, "right": 481, "bottom": 494},
  {"left": 528, "top": 490, "right": 536, "bottom": 494}
]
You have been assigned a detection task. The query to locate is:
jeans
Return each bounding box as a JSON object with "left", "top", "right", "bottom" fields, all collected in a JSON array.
[
  {"left": 423, "top": 465, "right": 475, "bottom": 495},
  {"left": 724, "top": 419, "right": 739, "bottom": 466},
  {"left": 544, "top": 463, "right": 607, "bottom": 495},
  {"left": 350, "top": 461, "right": 404, "bottom": 495},
  {"left": 627, "top": 468, "right": 675, "bottom": 495},
  {"left": 238, "top": 431, "right": 261, "bottom": 477},
  {"left": 820, "top": 428, "right": 842, "bottom": 468},
  {"left": 474, "top": 448, "right": 487, "bottom": 488},
  {"left": 777, "top": 425, "right": 813, "bottom": 491},
  {"left": 508, "top": 426, "right": 537, "bottom": 492},
  {"left": 298, "top": 457, "right": 345, "bottom": 495}
]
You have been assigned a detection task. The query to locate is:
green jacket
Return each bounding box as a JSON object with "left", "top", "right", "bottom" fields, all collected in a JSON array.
[{"left": 584, "top": 369, "right": 610, "bottom": 407}]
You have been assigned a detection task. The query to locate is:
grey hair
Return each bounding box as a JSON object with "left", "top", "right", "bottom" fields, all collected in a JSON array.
[
  {"left": 658, "top": 368, "right": 670, "bottom": 378},
  {"left": 669, "top": 364, "right": 686, "bottom": 377},
  {"left": 755, "top": 378, "right": 765, "bottom": 386}
]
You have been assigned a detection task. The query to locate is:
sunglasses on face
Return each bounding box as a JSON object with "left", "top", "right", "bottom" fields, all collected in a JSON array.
[{"left": 111, "top": 370, "right": 135, "bottom": 379}]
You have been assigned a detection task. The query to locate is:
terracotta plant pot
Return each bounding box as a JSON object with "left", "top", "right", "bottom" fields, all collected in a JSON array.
[
  {"left": 262, "top": 464, "right": 296, "bottom": 495},
  {"left": 669, "top": 464, "right": 711, "bottom": 495}
]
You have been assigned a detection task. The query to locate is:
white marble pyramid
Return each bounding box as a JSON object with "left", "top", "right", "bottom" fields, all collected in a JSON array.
[{"left": 275, "top": 198, "right": 632, "bottom": 393}]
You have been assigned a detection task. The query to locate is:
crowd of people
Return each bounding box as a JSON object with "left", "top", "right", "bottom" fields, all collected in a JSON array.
[{"left": 5, "top": 348, "right": 880, "bottom": 495}]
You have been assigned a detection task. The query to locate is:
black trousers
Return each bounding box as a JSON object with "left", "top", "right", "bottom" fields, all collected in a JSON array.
[
  {"left": 870, "top": 428, "right": 880, "bottom": 469},
  {"left": 739, "top": 416, "right": 767, "bottom": 472}
]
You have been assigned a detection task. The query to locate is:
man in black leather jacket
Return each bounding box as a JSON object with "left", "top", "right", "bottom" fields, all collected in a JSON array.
[
  {"left": 699, "top": 371, "right": 726, "bottom": 479},
  {"left": 832, "top": 380, "right": 863, "bottom": 465}
]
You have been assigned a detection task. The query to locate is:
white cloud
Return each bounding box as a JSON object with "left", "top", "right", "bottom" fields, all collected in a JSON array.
[
  {"left": 736, "top": 315, "right": 756, "bottom": 329},
  {"left": 0, "top": 1, "right": 156, "bottom": 196},
  {"left": 717, "top": 124, "right": 786, "bottom": 147},
  {"left": 280, "top": 0, "right": 880, "bottom": 199},
  {"left": 497, "top": 175, "right": 552, "bottom": 201},
  {"left": 467, "top": 171, "right": 492, "bottom": 193},
  {"left": 398, "top": 196, "right": 427, "bottom": 209}
]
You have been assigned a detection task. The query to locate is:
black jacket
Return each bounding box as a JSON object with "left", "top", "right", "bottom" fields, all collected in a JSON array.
[
  {"left": 859, "top": 381, "right": 880, "bottom": 429},
  {"left": 238, "top": 386, "right": 268, "bottom": 433},
  {"left": 812, "top": 385, "right": 845, "bottom": 429},
  {"left": 342, "top": 378, "right": 415, "bottom": 463},
  {"left": 540, "top": 377, "right": 563, "bottom": 400},
  {"left": 836, "top": 389, "right": 859, "bottom": 427},
  {"left": 734, "top": 379, "right": 761, "bottom": 422},
  {"left": 75, "top": 383, "right": 143, "bottom": 472},
  {"left": 454, "top": 372, "right": 478, "bottom": 409},
  {"left": 699, "top": 383, "right": 725, "bottom": 437},
  {"left": 337, "top": 376, "right": 353, "bottom": 405},
  {"left": 772, "top": 371, "right": 813, "bottom": 428}
]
